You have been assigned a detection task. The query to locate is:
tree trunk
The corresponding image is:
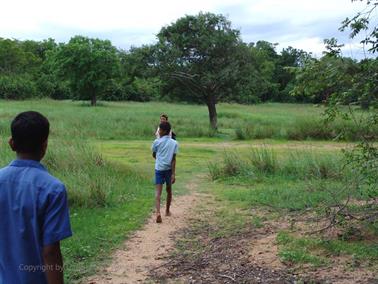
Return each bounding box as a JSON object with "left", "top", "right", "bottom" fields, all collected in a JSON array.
[
  {"left": 91, "top": 94, "right": 97, "bottom": 106},
  {"left": 206, "top": 95, "right": 218, "bottom": 130}
]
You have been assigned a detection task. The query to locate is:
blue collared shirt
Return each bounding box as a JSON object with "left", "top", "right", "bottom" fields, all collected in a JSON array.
[
  {"left": 0, "top": 159, "right": 72, "bottom": 284},
  {"left": 152, "top": 136, "right": 178, "bottom": 171}
]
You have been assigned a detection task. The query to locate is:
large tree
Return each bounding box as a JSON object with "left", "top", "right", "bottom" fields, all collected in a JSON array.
[
  {"left": 52, "top": 36, "right": 120, "bottom": 105},
  {"left": 156, "top": 12, "right": 243, "bottom": 129}
]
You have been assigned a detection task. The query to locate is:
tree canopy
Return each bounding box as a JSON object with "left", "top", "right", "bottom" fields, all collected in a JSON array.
[
  {"left": 51, "top": 36, "right": 121, "bottom": 105},
  {"left": 156, "top": 12, "right": 244, "bottom": 129},
  {"left": 0, "top": 6, "right": 375, "bottom": 130}
]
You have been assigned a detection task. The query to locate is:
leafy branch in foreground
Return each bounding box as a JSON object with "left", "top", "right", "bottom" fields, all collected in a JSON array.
[
  {"left": 316, "top": 0, "right": 378, "bottom": 235},
  {"left": 340, "top": 0, "right": 378, "bottom": 53}
]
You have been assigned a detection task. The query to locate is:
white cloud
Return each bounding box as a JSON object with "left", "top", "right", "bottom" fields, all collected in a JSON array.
[{"left": 0, "top": 0, "right": 372, "bottom": 58}]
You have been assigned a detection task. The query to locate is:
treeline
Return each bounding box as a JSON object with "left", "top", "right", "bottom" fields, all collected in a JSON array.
[{"left": 0, "top": 13, "right": 377, "bottom": 107}]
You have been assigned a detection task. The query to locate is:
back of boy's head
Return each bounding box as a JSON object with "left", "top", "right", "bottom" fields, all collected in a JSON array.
[
  {"left": 11, "top": 111, "right": 50, "bottom": 154},
  {"left": 159, "top": 122, "right": 171, "bottom": 134}
]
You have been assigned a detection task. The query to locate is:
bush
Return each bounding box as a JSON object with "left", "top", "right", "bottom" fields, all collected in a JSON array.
[
  {"left": 102, "top": 79, "right": 129, "bottom": 101},
  {"left": 0, "top": 75, "right": 37, "bottom": 99},
  {"left": 36, "top": 75, "right": 72, "bottom": 99},
  {"left": 129, "top": 77, "right": 161, "bottom": 102}
]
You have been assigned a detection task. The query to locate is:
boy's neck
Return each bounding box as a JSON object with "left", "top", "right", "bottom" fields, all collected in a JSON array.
[
  {"left": 161, "top": 130, "right": 170, "bottom": 136},
  {"left": 17, "top": 153, "right": 42, "bottom": 162}
]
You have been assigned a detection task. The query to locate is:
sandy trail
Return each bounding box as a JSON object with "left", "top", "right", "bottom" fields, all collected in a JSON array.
[{"left": 85, "top": 182, "right": 199, "bottom": 284}]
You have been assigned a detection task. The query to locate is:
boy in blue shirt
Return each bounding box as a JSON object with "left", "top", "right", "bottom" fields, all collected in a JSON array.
[
  {"left": 0, "top": 111, "right": 72, "bottom": 284},
  {"left": 152, "top": 122, "right": 178, "bottom": 223}
]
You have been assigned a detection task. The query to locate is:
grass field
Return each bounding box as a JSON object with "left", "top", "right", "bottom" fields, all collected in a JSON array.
[
  {"left": 0, "top": 99, "right": 376, "bottom": 141},
  {"left": 0, "top": 99, "right": 377, "bottom": 282}
]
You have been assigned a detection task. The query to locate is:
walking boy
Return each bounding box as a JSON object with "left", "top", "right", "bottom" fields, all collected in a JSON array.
[
  {"left": 152, "top": 122, "right": 178, "bottom": 223},
  {"left": 0, "top": 111, "right": 72, "bottom": 284}
]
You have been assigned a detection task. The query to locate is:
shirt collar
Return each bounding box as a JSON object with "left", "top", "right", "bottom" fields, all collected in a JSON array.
[{"left": 9, "top": 159, "right": 47, "bottom": 171}]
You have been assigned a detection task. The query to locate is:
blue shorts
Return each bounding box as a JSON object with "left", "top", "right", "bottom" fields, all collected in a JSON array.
[{"left": 155, "top": 169, "right": 172, "bottom": 185}]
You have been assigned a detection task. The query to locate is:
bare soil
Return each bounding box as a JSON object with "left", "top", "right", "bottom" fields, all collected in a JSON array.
[
  {"left": 150, "top": 204, "right": 377, "bottom": 284},
  {"left": 84, "top": 178, "right": 377, "bottom": 284},
  {"left": 85, "top": 182, "right": 200, "bottom": 284}
]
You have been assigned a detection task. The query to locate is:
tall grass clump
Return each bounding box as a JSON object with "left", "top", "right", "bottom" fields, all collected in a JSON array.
[
  {"left": 208, "top": 151, "right": 249, "bottom": 180},
  {"left": 43, "top": 140, "right": 112, "bottom": 207},
  {"left": 286, "top": 119, "right": 334, "bottom": 140},
  {"left": 282, "top": 151, "right": 342, "bottom": 180},
  {"left": 209, "top": 147, "right": 343, "bottom": 181},
  {"left": 249, "top": 147, "right": 278, "bottom": 174},
  {"left": 0, "top": 137, "right": 142, "bottom": 208}
]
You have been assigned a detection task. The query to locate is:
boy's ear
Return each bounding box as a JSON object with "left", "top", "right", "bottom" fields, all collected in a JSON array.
[
  {"left": 41, "top": 139, "right": 48, "bottom": 157},
  {"left": 8, "top": 138, "right": 16, "bottom": 152}
]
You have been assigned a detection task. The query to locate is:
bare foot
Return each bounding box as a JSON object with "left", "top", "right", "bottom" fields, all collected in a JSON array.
[
  {"left": 165, "top": 211, "right": 171, "bottom": 216},
  {"left": 156, "top": 215, "right": 162, "bottom": 223}
]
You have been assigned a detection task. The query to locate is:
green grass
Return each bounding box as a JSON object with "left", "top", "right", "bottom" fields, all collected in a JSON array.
[
  {"left": 0, "top": 99, "right": 376, "bottom": 281},
  {"left": 207, "top": 146, "right": 377, "bottom": 270},
  {"left": 0, "top": 138, "right": 155, "bottom": 282},
  {"left": 276, "top": 232, "right": 328, "bottom": 267},
  {"left": 276, "top": 231, "right": 378, "bottom": 267},
  {"left": 62, "top": 194, "right": 153, "bottom": 281},
  {"left": 0, "top": 99, "right": 376, "bottom": 141}
]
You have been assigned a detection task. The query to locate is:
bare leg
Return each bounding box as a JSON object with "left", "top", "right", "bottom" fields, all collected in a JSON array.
[
  {"left": 155, "top": 184, "right": 163, "bottom": 222},
  {"left": 166, "top": 184, "right": 172, "bottom": 216}
]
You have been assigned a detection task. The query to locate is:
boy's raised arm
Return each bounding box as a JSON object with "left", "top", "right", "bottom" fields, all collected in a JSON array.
[{"left": 152, "top": 140, "right": 158, "bottom": 159}]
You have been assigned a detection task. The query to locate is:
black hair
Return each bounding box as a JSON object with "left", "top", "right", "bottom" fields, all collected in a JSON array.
[
  {"left": 160, "top": 113, "right": 168, "bottom": 121},
  {"left": 11, "top": 111, "right": 50, "bottom": 154},
  {"left": 159, "top": 122, "right": 171, "bottom": 134},
  {"left": 160, "top": 114, "right": 168, "bottom": 120}
]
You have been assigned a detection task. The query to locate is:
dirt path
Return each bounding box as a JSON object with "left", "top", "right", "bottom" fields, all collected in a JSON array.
[{"left": 85, "top": 181, "right": 199, "bottom": 284}]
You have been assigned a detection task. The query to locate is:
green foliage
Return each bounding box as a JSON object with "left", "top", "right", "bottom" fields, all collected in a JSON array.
[
  {"left": 131, "top": 77, "right": 162, "bottom": 101},
  {"left": 317, "top": 0, "right": 378, "bottom": 230},
  {"left": 0, "top": 8, "right": 375, "bottom": 107},
  {"left": 157, "top": 12, "right": 243, "bottom": 128},
  {"left": 340, "top": 0, "right": 378, "bottom": 53},
  {"left": 0, "top": 74, "right": 37, "bottom": 99},
  {"left": 51, "top": 36, "right": 121, "bottom": 105},
  {"left": 0, "top": 38, "right": 41, "bottom": 74},
  {"left": 118, "top": 45, "right": 162, "bottom": 102},
  {"left": 291, "top": 55, "right": 359, "bottom": 104}
]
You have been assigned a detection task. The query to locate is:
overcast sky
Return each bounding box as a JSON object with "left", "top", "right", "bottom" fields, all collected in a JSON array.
[{"left": 0, "top": 0, "right": 375, "bottom": 59}]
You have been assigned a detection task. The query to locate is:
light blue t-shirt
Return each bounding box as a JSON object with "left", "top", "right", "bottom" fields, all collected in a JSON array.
[
  {"left": 152, "top": 136, "right": 178, "bottom": 171},
  {"left": 0, "top": 159, "right": 72, "bottom": 284}
]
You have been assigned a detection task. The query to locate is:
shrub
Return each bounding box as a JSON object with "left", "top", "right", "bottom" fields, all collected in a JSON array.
[{"left": 0, "top": 75, "right": 37, "bottom": 99}]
